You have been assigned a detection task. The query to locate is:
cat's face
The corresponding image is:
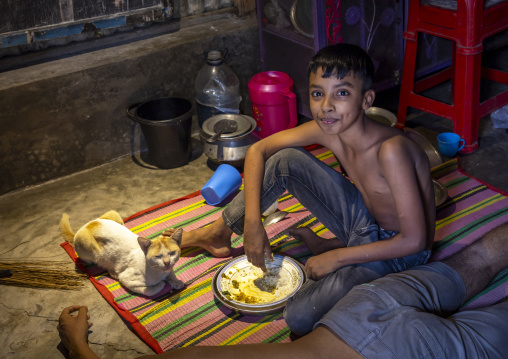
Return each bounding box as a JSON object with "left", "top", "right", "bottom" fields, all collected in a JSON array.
[
  {"left": 147, "top": 236, "right": 181, "bottom": 271},
  {"left": 138, "top": 229, "right": 182, "bottom": 272}
]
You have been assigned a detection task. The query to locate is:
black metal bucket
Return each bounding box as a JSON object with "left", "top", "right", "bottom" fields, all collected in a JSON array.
[{"left": 127, "top": 97, "right": 193, "bottom": 169}]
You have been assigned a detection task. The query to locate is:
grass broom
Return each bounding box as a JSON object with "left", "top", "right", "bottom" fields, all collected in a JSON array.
[{"left": 0, "top": 259, "right": 87, "bottom": 290}]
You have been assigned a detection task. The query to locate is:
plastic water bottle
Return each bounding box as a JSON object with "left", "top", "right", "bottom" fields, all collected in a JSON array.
[{"left": 195, "top": 50, "right": 242, "bottom": 128}]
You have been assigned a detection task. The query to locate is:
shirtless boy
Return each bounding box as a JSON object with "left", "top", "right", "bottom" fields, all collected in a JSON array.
[{"left": 168, "top": 44, "right": 435, "bottom": 335}]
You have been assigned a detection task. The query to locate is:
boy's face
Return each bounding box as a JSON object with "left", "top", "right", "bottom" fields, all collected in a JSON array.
[{"left": 309, "top": 68, "right": 374, "bottom": 136}]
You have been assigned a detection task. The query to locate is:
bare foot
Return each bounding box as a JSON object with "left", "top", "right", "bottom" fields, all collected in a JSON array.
[
  {"left": 162, "top": 218, "right": 233, "bottom": 257},
  {"left": 288, "top": 227, "right": 345, "bottom": 255}
]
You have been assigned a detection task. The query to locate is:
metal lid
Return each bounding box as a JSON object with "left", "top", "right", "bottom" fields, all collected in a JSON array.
[{"left": 202, "top": 114, "right": 255, "bottom": 139}]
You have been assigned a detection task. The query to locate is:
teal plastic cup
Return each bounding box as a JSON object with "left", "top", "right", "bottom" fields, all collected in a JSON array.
[
  {"left": 201, "top": 164, "right": 242, "bottom": 205},
  {"left": 437, "top": 132, "right": 465, "bottom": 157}
]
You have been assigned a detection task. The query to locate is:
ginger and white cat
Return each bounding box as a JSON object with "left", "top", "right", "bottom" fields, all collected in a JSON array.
[{"left": 60, "top": 210, "right": 184, "bottom": 296}]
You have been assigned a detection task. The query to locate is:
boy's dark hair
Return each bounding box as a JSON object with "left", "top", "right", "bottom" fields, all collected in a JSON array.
[{"left": 309, "top": 44, "right": 374, "bottom": 93}]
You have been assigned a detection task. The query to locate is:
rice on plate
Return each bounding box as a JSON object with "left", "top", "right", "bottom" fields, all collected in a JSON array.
[{"left": 213, "top": 254, "right": 306, "bottom": 315}]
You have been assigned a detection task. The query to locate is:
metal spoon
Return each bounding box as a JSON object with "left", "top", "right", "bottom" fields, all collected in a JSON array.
[
  {"left": 207, "top": 127, "right": 226, "bottom": 143},
  {"left": 206, "top": 120, "right": 238, "bottom": 143},
  {"left": 262, "top": 210, "right": 289, "bottom": 228}
]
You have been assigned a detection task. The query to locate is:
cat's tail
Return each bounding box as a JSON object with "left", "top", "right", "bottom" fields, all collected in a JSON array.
[{"left": 60, "top": 213, "right": 76, "bottom": 244}]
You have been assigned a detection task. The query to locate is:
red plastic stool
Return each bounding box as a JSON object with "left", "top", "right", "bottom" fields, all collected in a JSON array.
[{"left": 397, "top": 0, "right": 508, "bottom": 153}]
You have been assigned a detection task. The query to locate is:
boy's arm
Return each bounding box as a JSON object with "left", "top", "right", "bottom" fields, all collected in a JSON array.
[
  {"left": 306, "top": 231, "right": 425, "bottom": 279},
  {"left": 305, "top": 137, "right": 433, "bottom": 279},
  {"left": 243, "top": 121, "right": 323, "bottom": 271}
]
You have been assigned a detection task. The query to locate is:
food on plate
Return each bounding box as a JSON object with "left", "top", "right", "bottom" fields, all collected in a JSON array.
[{"left": 219, "top": 259, "right": 300, "bottom": 305}]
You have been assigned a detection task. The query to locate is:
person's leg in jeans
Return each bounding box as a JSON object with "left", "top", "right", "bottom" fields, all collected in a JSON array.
[
  {"left": 285, "top": 259, "right": 394, "bottom": 336},
  {"left": 283, "top": 225, "right": 427, "bottom": 336},
  {"left": 173, "top": 147, "right": 373, "bottom": 258},
  {"left": 224, "top": 147, "right": 373, "bottom": 239}
]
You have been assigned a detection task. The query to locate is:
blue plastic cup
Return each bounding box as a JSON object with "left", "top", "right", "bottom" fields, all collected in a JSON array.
[
  {"left": 437, "top": 132, "right": 465, "bottom": 157},
  {"left": 201, "top": 164, "right": 242, "bottom": 205}
]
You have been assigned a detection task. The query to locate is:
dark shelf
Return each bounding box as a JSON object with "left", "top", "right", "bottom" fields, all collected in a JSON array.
[{"left": 261, "top": 23, "right": 315, "bottom": 50}]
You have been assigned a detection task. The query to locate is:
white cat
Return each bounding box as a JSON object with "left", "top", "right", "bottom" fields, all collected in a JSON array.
[{"left": 60, "top": 210, "right": 184, "bottom": 296}]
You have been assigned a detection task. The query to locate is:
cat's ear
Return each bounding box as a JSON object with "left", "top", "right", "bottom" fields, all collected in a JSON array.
[
  {"left": 100, "top": 210, "right": 125, "bottom": 225},
  {"left": 171, "top": 228, "right": 183, "bottom": 247},
  {"left": 137, "top": 236, "right": 152, "bottom": 253}
]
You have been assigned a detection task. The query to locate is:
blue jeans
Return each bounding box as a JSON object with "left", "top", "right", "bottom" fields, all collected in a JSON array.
[{"left": 222, "top": 147, "right": 431, "bottom": 335}]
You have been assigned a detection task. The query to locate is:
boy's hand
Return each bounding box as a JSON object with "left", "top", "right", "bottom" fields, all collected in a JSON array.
[
  {"left": 305, "top": 251, "right": 341, "bottom": 280},
  {"left": 243, "top": 221, "right": 272, "bottom": 272},
  {"left": 58, "top": 305, "right": 93, "bottom": 353}
]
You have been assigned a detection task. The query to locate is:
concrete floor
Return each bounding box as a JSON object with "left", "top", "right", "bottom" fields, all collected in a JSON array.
[
  {"left": 0, "top": 139, "right": 214, "bottom": 359},
  {"left": 2, "top": 57, "right": 508, "bottom": 359}
]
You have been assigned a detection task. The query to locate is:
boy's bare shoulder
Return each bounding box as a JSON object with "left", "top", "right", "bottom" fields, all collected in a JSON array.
[
  {"left": 377, "top": 129, "right": 428, "bottom": 167},
  {"left": 379, "top": 129, "right": 416, "bottom": 149}
]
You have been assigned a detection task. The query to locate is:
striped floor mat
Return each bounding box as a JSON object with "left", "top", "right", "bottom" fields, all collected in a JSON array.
[{"left": 61, "top": 146, "right": 508, "bottom": 353}]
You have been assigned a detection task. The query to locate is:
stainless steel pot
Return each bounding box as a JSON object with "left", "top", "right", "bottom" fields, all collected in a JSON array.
[{"left": 201, "top": 114, "right": 259, "bottom": 167}]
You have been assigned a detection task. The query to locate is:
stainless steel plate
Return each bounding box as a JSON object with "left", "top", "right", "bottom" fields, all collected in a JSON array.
[
  {"left": 290, "top": 0, "right": 314, "bottom": 38},
  {"left": 433, "top": 179, "right": 448, "bottom": 207},
  {"left": 404, "top": 128, "right": 444, "bottom": 168},
  {"left": 212, "top": 254, "right": 306, "bottom": 315},
  {"left": 366, "top": 107, "right": 397, "bottom": 127}
]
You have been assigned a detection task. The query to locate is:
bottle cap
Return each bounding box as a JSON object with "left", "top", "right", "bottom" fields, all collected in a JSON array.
[{"left": 207, "top": 50, "right": 223, "bottom": 65}]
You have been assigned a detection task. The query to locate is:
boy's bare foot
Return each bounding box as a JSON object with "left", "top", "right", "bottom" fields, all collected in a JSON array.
[
  {"left": 163, "top": 218, "right": 233, "bottom": 257},
  {"left": 288, "top": 227, "right": 346, "bottom": 255}
]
